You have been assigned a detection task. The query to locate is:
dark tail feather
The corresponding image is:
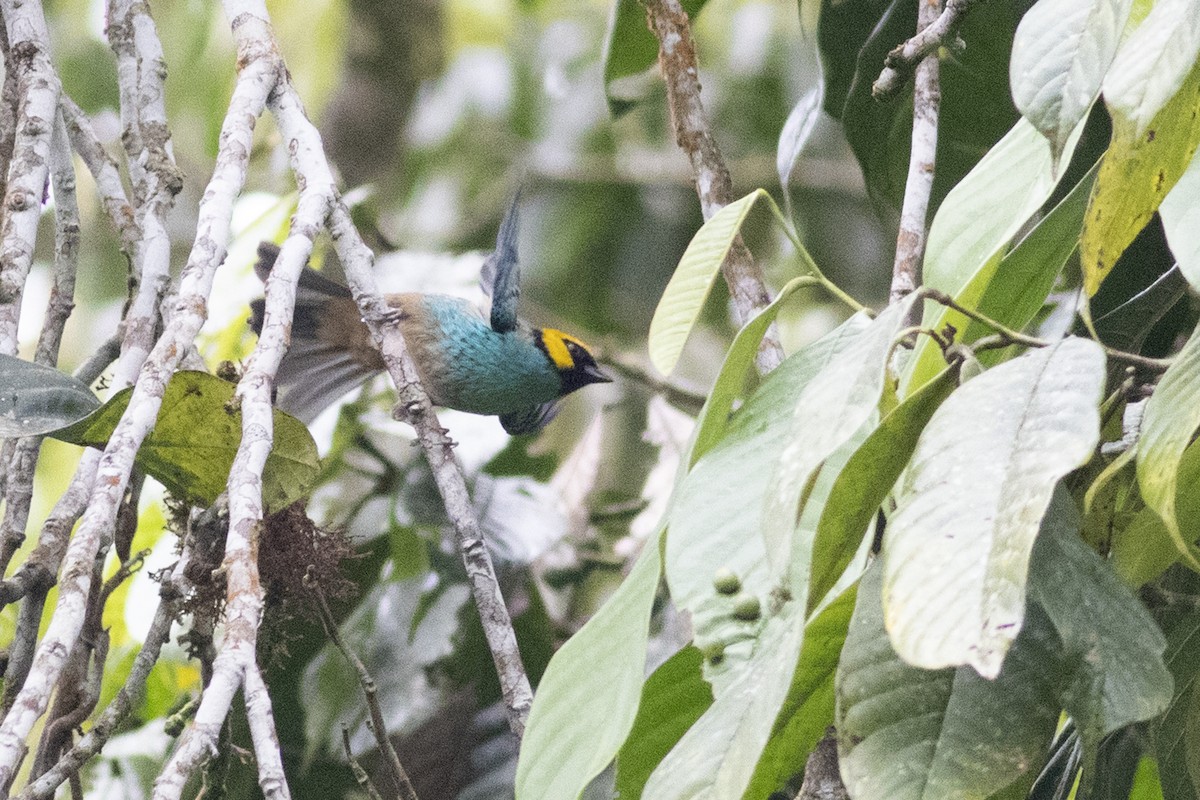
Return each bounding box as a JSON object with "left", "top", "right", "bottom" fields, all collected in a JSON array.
[
  {"left": 249, "top": 241, "right": 378, "bottom": 423},
  {"left": 499, "top": 401, "right": 559, "bottom": 436}
]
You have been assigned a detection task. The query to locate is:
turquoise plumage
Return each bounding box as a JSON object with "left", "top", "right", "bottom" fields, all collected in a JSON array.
[{"left": 249, "top": 195, "right": 609, "bottom": 434}]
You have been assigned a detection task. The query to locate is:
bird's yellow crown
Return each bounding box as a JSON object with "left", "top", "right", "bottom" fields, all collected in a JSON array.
[{"left": 538, "top": 328, "right": 596, "bottom": 370}]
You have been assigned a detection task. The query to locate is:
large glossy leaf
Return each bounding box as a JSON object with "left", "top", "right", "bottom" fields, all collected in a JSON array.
[
  {"left": 1138, "top": 323, "right": 1200, "bottom": 570},
  {"left": 0, "top": 353, "right": 100, "bottom": 438},
  {"left": 601, "top": 0, "right": 706, "bottom": 117},
  {"left": 614, "top": 647, "right": 713, "bottom": 800},
  {"left": 906, "top": 160, "right": 1098, "bottom": 392},
  {"left": 1082, "top": 53, "right": 1200, "bottom": 294},
  {"left": 52, "top": 371, "right": 319, "bottom": 512},
  {"left": 1154, "top": 613, "right": 1200, "bottom": 800},
  {"left": 1010, "top": 0, "right": 1132, "bottom": 165},
  {"left": 515, "top": 538, "right": 662, "bottom": 800},
  {"left": 1102, "top": 0, "right": 1200, "bottom": 136},
  {"left": 649, "top": 189, "right": 778, "bottom": 375},
  {"left": 837, "top": 563, "right": 1061, "bottom": 800},
  {"left": 807, "top": 368, "right": 957, "bottom": 616},
  {"left": 1161, "top": 146, "right": 1200, "bottom": 291},
  {"left": 883, "top": 338, "right": 1105, "bottom": 677},
  {"left": 923, "top": 117, "right": 1084, "bottom": 297},
  {"left": 668, "top": 316, "right": 871, "bottom": 619},
  {"left": 763, "top": 294, "right": 916, "bottom": 590},
  {"left": 1028, "top": 492, "right": 1173, "bottom": 760}
]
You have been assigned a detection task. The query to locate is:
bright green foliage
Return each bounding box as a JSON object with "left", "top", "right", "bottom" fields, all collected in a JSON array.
[{"left": 52, "top": 371, "right": 319, "bottom": 512}]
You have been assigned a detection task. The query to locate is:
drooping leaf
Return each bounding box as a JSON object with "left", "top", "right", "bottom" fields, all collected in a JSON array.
[
  {"left": 689, "top": 276, "right": 857, "bottom": 465},
  {"left": 614, "top": 647, "right": 713, "bottom": 800},
  {"left": 763, "top": 294, "right": 917, "bottom": 591},
  {"left": 0, "top": 353, "right": 100, "bottom": 438},
  {"left": 1028, "top": 492, "right": 1173, "bottom": 762},
  {"left": 1137, "top": 323, "right": 1200, "bottom": 570},
  {"left": 778, "top": 87, "right": 824, "bottom": 205},
  {"left": 649, "top": 189, "right": 774, "bottom": 376},
  {"left": 837, "top": 563, "right": 1061, "bottom": 800},
  {"left": 744, "top": 585, "right": 857, "bottom": 798},
  {"left": 601, "top": 0, "right": 706, "bottom": 117},
  {"left": 1161, "top": 146, "right": 1200, "bottom": 291},
  {"left": 515, "top": 538, "right": 662, "bottom": 800},
  {"left": 884, "top": 339, "right": 1105, "bottom": 677},
  {"left": 52, "top": 370, "right": 319, "bottom": 512},
  {"left": 1082, "top": 54, "right": 1200, "bottom": 294},
  {"left": 905, "top": 160, "right": 1097, "bottom": 392},
  {"left": 808, "top": 368, "right": 957, "bottom": 615},
  {"left": 668, "top": 315, "right": 871, "bottom": 619},
  {"left": 1010, "top": 0, "right": 1132, "bottom": 165},
  {"left": 1091, "top": 264, "right": 1188, "bottom": 352},
  {"left": 1102, "top": 0, "right": 1200, "bottom": 136}
]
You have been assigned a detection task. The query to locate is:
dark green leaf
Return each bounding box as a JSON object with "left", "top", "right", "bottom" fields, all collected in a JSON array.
[
  {"left": 807, "top": 368, "right": 956, "bottom": 615},
  {"left": 837, "top": 563, "right": 1060, "bottom": 800},
  {"left": 0, "top": 353, "right": 100, "bottom": 438},
  {"left": 1154, "top": 612, "right": 1200, "bottom": 800},
  {"left": 52, "top": 371, "right": 319, "bottom": 512},
  {"left": 614, "top": 647, "right": 713, "bottom": 799}
]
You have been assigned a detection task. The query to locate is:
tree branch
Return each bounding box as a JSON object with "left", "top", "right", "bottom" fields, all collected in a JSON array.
[
  {"left": 873, "top": 0, "right": 979, "bottom": 100},
  {"left": 888, "top": 0, "right": 944, "bottom": 306},
  {"left": 642, "top": 0, "right": 783, "bottom": 375}
]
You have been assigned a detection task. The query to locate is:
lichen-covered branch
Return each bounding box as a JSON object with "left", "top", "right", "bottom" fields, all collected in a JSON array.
[
  {"left": 873, "top": 0, "right": 979, "bottom": 100},
  {"left": 0, "top": 0, "right": 61, "bottom": 357},
  {"left": 888, "top": 0, "right": 943, "bottom": 306},
  {"left": 642, "top": 0, "right": 783, "bottom": 374}
]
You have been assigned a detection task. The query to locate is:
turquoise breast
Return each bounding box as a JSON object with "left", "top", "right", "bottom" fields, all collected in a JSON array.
[{"left": 414, "top": 296, "right": 561, "bottom": 415}]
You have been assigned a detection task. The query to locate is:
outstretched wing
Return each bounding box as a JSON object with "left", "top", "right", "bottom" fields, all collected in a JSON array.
[
  {"left": 499, "top": 401, "right": 559, "bottom": 436},
  {"left": 480, "top": 191, "right": 522, "bottom": 333}
]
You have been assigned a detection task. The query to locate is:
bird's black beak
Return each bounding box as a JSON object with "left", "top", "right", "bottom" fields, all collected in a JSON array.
[{"left": 581, "top": 363, "right": 612, "bottom": 385}]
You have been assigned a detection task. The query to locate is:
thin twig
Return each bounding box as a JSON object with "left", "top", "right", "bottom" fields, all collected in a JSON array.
[
  {"left": 643, "top": 0, "right": 783, "bottom": 375},
  {"left": 921, "top": 288, "right": 1174, "bottom": 372},
  {"left": 341, "top": 727, "right": 385, "bottom": 800},
  {"left": 308, "top": 569, "right": 420, "bottom": 800},
  {"left": 600, "top": 351, "right": 708, "bottom": 415},
  {"left": 873, "top": 0, "right": 979, "bottom": 100},
  {"left": 889, "top": 0, "right": 943, "bottom": 306}
]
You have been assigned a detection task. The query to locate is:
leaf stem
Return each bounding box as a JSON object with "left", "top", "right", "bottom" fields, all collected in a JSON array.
[{"left": 920, "top": 288, "right": 1173, "bottom": 373}]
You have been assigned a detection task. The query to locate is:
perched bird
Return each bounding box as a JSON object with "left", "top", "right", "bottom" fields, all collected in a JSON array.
[{"left": 249, "top": 196, "right": 610, "bottom": 434}]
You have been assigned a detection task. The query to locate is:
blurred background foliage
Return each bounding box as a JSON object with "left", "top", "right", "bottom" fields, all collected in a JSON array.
[{"left": 8, "top": 0, "right": 920, "bottom": 797}]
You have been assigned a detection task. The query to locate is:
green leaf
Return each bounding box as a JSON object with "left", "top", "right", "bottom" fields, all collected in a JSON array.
[
  {"left": 1028, "top": 492, "right": 1173, "bottom": 762},
  {"left": 763, "top": 294, "right": 917, "bottom": 593},
  {"left": 837, "top": 0, "right": 1026, "bottom": 214},
  {"left": 0, "top": 353, "right": 100, "bottom": 438},
  {"left": 614, "top": 647, "right": 713, "bottom": 800},
  {"left": 744, "top": 585, "right": 857, "bottom": 798},
  {"left": 649, "top": 189, "right": 774, "bottom": 376},
  {"left": 837, "top": 563, "right": 1061, "bottom": 800},
  {"left": 668, "top": 315, "right": 871, "bottom": 620},
  {"left": 601, "top": 0, "right": 706, "bottom": 117},
  {"left": 515, "top": 537, "right": 662, "bottom": 800},
  {"left": 1102, "top": 0, "right": 1200, "bottom": 136},
  {"left": 690, "top": 275, "right": 843, "bottom": 465},
  {"left": 1082, "top": 54, "right": 1200, "bottom": 294},
  {"left": 1154, "top": 613, "right": 1200, "bottom": 800},
  {"left": 1161, "top": 146, "right": 1200, "bottom": 291},
  {"left": 808, "top": 368, "right": 957, "bottom": 616},
  {"left": 923, "top": 116, "right": 1085, "bottom": 298},
  {"left": 1010, "top": 0, "right": 1132, "bottom": 165},
  {"left": 642, "top": 588, "right": 855, "bottom": 800},
  {"left": 51, "top": 371, "right": 319, "bottom": 512},
  {"left": 1138, "top": 323, "right": 1200, "bottom": 570},
  {"left": 884, "top": 339, "right": 1106, "bottom": 677},
  {"left": 906, "top": 160, "right": 1097, "bottom": 393}
]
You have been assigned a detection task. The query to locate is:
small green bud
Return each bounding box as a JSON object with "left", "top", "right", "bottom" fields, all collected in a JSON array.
[
  {"left": 732, "top": 593, "right": 761, "bottom": 622},
  {"left": 713, "top": 567, "right": 741, "bottom": 595}
]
